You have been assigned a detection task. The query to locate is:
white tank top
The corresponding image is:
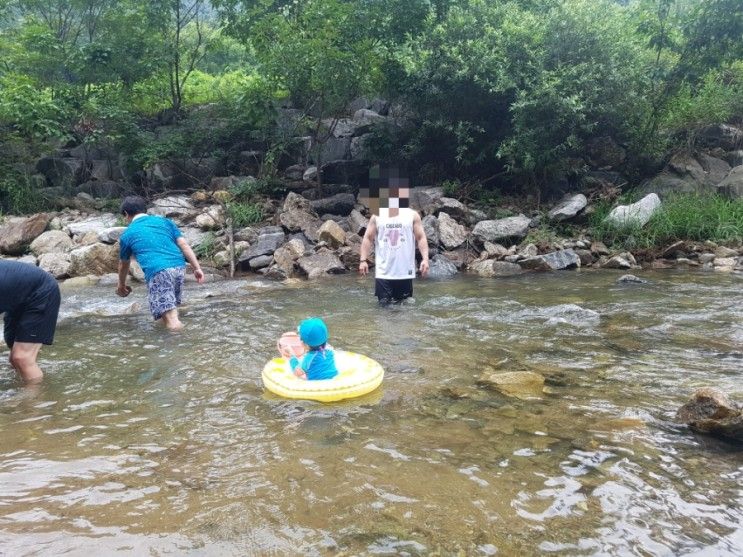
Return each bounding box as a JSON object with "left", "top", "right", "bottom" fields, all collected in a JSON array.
[{"left": 374, "top": 208, "right": 416, "bottom": 280}]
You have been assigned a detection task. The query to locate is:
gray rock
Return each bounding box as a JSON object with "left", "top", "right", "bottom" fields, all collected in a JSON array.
[
  {"left": 0, "top": 213, "right": 51, "bottom": 255},
  {"left": 241, "top": 226, "right": 285, "bottom": 260},
  {"left": 697, "top": 124, "right": 743, "bottom": 151},
  {"left": 548, "top": 193, "right": 588, "bottom": 222},
  {"left": 310, "top": 193, "right": 356, "bottom": 216},
  {"left": 717, "top": 165, "right": 743, "bottom": 199},
  {"left": 195, "top": 205, "right": 225, "bottom": 230},
  {"left": 234, "top": 227, "right": 258, "bottom": 244},
  {"left": 311, "top": 137, "right": 351, "bottom": 163},
  {"left": 435, "top": 197, "right": 468, "bottom": 220},
  {"left": 147, "top": 195, "right": 199, "bottom": 218},
  {"left": 437, "top": 212, "right": 467, "bottom": 249},
  {"left": 297, "top": 249, "right": 346, "bottom": 279},
  {"left": 303, "top": 166, "right": 318, "bottom": 182},
  {"left": 284, "top": 164, "right": 305, "bottom": 181},
  {"left": 66, "top": 214, "right": 118, "bottom": 237},
  {"left": 248, "top": 254, "right": 273, "bottom": 270},
  {"left": 38, "top": 252, "right": 71, "bottom": 278},
  {"left": 97, "top": 226, "right": 127, "bottom": 244},
  {"left": 491, "top": 261, "right": 524, "bottom": 276},
  {"left": 422, "top": 214, "right": 439, "bottom": 248},
  {"left": 472, "top": 215, "right": 531, "bottom": 243},
  {"left": 410, "top": 187, "right": 444, "bottom": 215},
  {"left": 279, "top": 209, "right": 321, "bottom": 236},
  {"left": 482, "top": 242, "right": 508, "bottom": 259},
  {"left": 574, "top": 249, "right": 594, "bottom": 266},
  {"left": 273, "top": 238, "right": 306, "bottom": 275},
  {"left": 606, "top": 193, "right": 661, "bottom": 227},
  {"left": 36, "top": 157, "right": 84, "bottom": 189},
  {"left": 348, "top": 209, "right": 368, "bottom": 235},
  {"left": 427, "top": 254, "right": 458, "bottom": 278},
  {"left": 603, "top": 252, "right": 637, "bottom": 269},
  {"left": 30, "top": 230, "right": 73, "bottom": 256},
  {"left": 181, "top": 227, "right": 210, "bottom": 249},
  {"left": 519, "top": 249, "right": 581, "bottom": 271},
  {"left": 350, "top": 134, "right": 372, "bottom": 160},
  {"left": 616, "top": 274, "right": 647, "bottom": 284}
]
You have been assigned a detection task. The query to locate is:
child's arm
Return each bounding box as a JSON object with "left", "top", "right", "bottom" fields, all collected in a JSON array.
[
  {"left": 176, "top": 236, "right": 205, "bottom": 283},
  {"left": 289, "top": 356, "right": 307, "bottom": 379}
]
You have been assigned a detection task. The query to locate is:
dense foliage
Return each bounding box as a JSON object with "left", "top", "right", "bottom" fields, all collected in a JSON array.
[{"left": 0, "top": 0, "right": 741, "bottom": 214}]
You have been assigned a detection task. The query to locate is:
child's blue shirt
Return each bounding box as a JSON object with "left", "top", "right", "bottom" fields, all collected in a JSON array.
[
  {"left": 289, "top": 348, "right": 338, "bottom": 380},
  {"left": 119, "top": 215, "right": 185, "bottom": 282}
]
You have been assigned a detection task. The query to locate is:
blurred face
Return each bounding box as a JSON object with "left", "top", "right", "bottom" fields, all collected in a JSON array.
[{"left": 359, "top": 165, "right": 411, "bottom": 216}]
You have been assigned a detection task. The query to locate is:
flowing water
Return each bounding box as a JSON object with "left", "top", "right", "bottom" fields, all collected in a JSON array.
[{"left": 0, "top": 270, "right": 741, "bottom": 556}]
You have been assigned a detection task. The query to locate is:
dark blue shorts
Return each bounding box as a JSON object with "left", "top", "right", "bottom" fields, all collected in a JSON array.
[{"left": 3, "top": 279, "right": 60, "bottom": 347}]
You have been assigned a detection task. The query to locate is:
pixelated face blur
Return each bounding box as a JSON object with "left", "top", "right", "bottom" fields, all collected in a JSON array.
[{"left": 359, "top": 165, "right": 411, "bottom": 217}]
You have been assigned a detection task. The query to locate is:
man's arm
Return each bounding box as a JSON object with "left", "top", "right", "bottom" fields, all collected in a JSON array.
[
  {"left": 176, "top": 237, "right": 205, "bottom": 283},
  {"left": 359, "top": 215, "right": 377, "bottom": 276},
  {"left": 413, "top": 212, "right": 429, "bottom": 277},
  {"left": 116, "top": 259, "right": 132, "bottom": 297}
]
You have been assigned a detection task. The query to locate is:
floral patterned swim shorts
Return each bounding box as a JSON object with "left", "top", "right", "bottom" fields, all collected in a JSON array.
[{"left": 146, "top": 266, "right": 185, "bottom": 320}]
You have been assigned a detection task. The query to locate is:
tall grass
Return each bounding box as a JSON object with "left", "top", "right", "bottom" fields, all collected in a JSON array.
[{"left": 589, "top": 193, "right": 743, "bottom": 250}]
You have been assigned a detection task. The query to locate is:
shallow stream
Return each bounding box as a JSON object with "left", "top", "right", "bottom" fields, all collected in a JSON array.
[{"left": 0, "top": 271, "right": 741, "bottom": 555}]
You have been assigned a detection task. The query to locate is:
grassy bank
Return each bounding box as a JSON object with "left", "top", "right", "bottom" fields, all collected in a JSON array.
[{"left": 588, "top": 193, "right": 743, "bottom": 250}]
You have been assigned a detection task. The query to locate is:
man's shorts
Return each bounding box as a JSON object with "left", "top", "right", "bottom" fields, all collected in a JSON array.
[
  {"left": 147, "top": 266, "right": 185, "bottom": 320},
  {"left": 375, "top": 278, "right": 413, "bottom": 305},
  {"left": 3, "top": 278, "right": 61, "bottom": 347}
]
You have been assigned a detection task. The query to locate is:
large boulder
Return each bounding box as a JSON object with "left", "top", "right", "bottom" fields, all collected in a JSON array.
[
  {"left": 472, "top": 215, "right": 530, "bottom": 243},
  {"left": 697, "top": 124, "right": 743, "bottom": 151},
  {"left": 279, "top": 209, "right": 322, "bottom": 241},
  {"left": 716, "top": 165, "right": 743, "bottom": 199},
  {"left": 348, "top": 209, "right": 368, "bottom": 235},
  {"left": 427, "top": 254, "right": 457, "bottom": 278},
  {"left": 676, "top": 387, "right": 743, "bottom": 443},
  {"left": 195, "top": 205, "right": 225, "bottom": 230},
  {"left": 97, "top": 227, "right": 127, "bottom": 244},
  {"left": 606, "top": 193, "right": 661, "bottom": 227},
  {"left": 518, "top": 249, "right": 581, "bottom": 271},
  {"left": 36, "top": 157, "right": 84, "bottom": 189},
  {"left": 241, "top": 226, "right": 285, "bottom": 262},
  {"left": 297, "top": 249, "right": 346, "bottom": 279},
  {"left": 30, "top": 230, "right": 73, "bottom": 256},
  {"left": 273, "top": 238, "right": 306, "bottom": 275},
  {"left": 149, "top": 195, "right": 197, "bottom": 219},
  {"left": 282, "top": 192, "right": 313, "bottom": 213},
  {"left": 310, "top": 193, "right": 356, "bottom": 216},
  {"left": 410, "top": 187, "right": 444, "bottom": 215},
  {"left": 68, "top": 242, "right": 119, "bottom": 276},
  {"left": 38, "top": 252, "right": 72, "bottom": 278},
  {"left": 422, "top": 214, "right": 439, "bottom": 247},
  {"left": 66, "top": 214, "right": 118, "bottom": 237},
  {"left": 319, "top": 160, "right": 368, "bottom": 186},
  {"left": 434, "top": 197, "right": 468, "bottom": 220},
  {"left": 548, "top": 194, "right": 588, "bottom": 222},
  {"left": 644, "top": 152, "right": 731, "bottom": 196},
  {"left": 318, "top": 219, "right": 346, "bottom": 248},
  {"left": 468, "top": 259, "right": 522, "bottom": 277},
  {"left": 352, "top": 108, "right": 387, "bottom": 133},
  {"left": 0, "top": 213, "right": 50, "bottom": 255},
  {"left": 437, "top": 212, "right": 467, "bottom": 249}
]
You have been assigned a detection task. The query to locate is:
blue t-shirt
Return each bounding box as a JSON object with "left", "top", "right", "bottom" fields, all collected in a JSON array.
[
  {"left": 119, "top": 215, "right": 186, "bottom": 282},
  {"left": 290, "top": 348, "right": 338, "bottom": 380}
]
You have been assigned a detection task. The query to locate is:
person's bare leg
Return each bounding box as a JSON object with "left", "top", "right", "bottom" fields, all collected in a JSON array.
[
  {"left": 9, "top": 342, "right": 43, "bottom": 383},
  {"left": 160, "top": 308, "right": 183, "bottom": 331}
]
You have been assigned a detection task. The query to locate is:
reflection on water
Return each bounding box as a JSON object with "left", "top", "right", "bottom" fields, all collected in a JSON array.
[{"left": 0, "top": 271, "right": 742, "bottom": 555}]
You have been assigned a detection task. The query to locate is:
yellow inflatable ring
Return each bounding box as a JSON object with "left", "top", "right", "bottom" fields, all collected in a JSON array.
[{"left": 262, "top": 350, "right": 384, "bottom": 402}]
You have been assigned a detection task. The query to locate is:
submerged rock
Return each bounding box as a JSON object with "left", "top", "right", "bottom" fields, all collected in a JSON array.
[
  {"left": 477, "top": 371, "right": 545, "bottom": 399},
  {"left": 677, "top": 388, "right": 743, "bottom": 443},
  {"left": 427, "top": 254, "right": 457, "bottom": 278},
  {"left": 519, "top": 249, "right": 581, "bottom": 271},
  {"left": 616, "top": 274, "right": 648, "bottom": 284}
]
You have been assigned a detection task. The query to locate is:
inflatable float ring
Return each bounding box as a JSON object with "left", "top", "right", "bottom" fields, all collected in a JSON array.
[{"left": 262, "top": 350, "right": 384, "bottom": 402}]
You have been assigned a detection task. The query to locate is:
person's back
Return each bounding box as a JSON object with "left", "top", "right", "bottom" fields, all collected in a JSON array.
[
  {"left": 0, "top": 260, "right": 57, "bottom": 314},
  {"left": 119, "top": 215, "right": 186, "bottom": 282}
]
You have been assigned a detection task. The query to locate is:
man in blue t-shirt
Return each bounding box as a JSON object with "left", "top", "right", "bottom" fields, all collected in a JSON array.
[{"left": 117, "top": 196, "right": 204, "bottom": 330}]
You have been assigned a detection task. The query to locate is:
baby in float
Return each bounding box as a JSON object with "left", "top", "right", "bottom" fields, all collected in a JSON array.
[{"left": 277, "top": 317, "right": 339, "bottom": 380}]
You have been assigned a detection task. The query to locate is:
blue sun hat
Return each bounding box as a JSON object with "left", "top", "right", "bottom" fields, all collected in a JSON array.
[{"left": 298, "top": 317, "right": 329, "bottom": 348}]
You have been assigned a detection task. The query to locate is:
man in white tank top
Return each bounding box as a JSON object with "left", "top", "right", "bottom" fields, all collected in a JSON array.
[{"left": 359, "top": 196, "right": 429, "bottom": 304}]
